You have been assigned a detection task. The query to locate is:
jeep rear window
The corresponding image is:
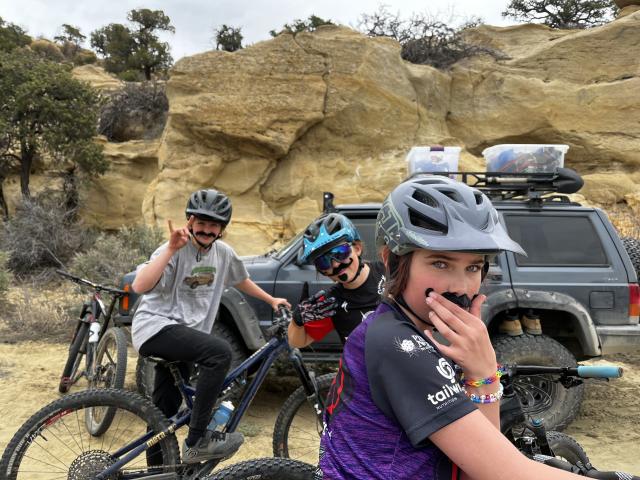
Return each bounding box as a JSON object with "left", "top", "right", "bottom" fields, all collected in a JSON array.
[{"left": 503, "top": 214, "right": 609, "bottom": 267}]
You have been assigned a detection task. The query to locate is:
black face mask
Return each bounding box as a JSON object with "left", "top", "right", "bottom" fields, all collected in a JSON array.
[{"left": 424, "top": 288, "right": 478, "bottom": 311}]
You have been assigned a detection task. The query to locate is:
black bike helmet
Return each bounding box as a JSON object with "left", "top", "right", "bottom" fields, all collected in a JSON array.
[
  {"left": 185, "top": 189, "right": 232, "bottom": 225},
  {"left": 376, "top": 176, "right": 525, "bottom": 256}
]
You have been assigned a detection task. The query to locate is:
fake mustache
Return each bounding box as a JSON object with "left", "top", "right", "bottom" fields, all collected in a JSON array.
[
  {"left": 194, "top": 231, "right": 218, "bottom": 238},
  {"left": 424, "top": 288, "right": 477, "bottom": 311}
]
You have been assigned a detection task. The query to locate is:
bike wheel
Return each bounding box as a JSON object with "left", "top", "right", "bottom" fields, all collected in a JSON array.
[
  {"left": 273, "top": 372, "right": 335, "bottom": 464},
  {"left": 208, "top": 457, "right": 316, "bottom": 480},
  {"left": 547, "top": 431, "right": 590, "bottom": 465},
  {"left": 85, "top": 327, "right": 129, "bottom": 436},
  {"left": 58, "top": 320, "right": 89, "bottom": 393},
  {"left": 0, "top": 389, "right": 180, "bottom": 480}
]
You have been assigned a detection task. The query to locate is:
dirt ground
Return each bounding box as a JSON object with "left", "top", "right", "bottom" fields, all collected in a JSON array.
[{"left": 0, "top": 341, "right": 639, "bottom": 474}]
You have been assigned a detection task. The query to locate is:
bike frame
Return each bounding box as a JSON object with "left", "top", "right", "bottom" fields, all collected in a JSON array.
[
  {"left": 74, "top": 290, "right": 120, "bottom": 382},
  {"left": 97, "top": 332, "right": 319, "bottom": 479}
]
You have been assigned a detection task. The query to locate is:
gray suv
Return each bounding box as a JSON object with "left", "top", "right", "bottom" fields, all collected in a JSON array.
[{"left": 119, "top": 171, "right": 640, "bottom": 431}]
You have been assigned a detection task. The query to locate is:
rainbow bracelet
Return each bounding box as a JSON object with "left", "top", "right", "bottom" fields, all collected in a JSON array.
[
  {"left": 465, "top": 382, "right": 504, "bottom": 404},
  {"left": 461, "top": 365, "right": 506, "bottom": 388}
]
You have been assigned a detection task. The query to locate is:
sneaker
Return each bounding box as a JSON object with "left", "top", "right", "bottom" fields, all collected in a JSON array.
[
  {"left": 498, "top": 318, "right": 523, "bottom": 336},
  {"left": 522, "top": 313, "right": 542, "bottom": 335},
  {"left": 182, "top": 431, "right": 244, "bottom": 464}
]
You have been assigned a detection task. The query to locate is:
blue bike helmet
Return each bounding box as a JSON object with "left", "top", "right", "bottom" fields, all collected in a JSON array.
[{"left": 300, "top": 213, "right": 360, "bottom": 263}]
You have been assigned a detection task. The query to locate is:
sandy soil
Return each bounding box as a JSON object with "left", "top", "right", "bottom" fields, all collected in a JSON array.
[{"left": 0, "top": 342, "right": 638, "bottom": 474}]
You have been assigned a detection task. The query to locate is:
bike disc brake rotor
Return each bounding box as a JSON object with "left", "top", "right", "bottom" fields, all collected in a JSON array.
[
  {"left": 68, "top": 449, "right": 118, "bottom": 480},
  {"left": 512, "top": 375, "right": 555, "bottom": 416}
]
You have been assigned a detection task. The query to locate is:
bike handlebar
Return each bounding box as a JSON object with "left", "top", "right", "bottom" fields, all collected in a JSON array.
[
  {"left": 509, "top": 364, "right": 623, "bottom": 379},
  {"left": 55, "top": 269, "right": 127, "bottom": 296}
]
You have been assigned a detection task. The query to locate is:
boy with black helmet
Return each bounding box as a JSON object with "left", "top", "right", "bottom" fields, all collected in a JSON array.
[
  {"left": 318, "top": 177, "right": 591, "bottom": 479},
  {"left": 132, "top": 188, "right": 289, "bottom": 464},
  {"left": 288, "top": 213, "right": 385, "bottom": 348}
]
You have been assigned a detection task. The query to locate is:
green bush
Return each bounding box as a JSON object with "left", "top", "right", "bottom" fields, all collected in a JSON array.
[
  {"left": 69, "top": 224, "right": 164, "bottom": 286},
  {"left": 74, "top": 49, "right": 97, "bottom": 65},
  {"left": 117, "top": 70, "right": 144, "bottom": 82}
]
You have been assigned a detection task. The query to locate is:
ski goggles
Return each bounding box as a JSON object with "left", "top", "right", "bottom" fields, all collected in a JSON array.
[{"left": 313, "top": 243, "right": 352, "bottom": 271}]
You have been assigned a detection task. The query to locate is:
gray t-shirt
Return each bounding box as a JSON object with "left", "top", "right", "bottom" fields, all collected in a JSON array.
[{"left": 131, "top": 239, "right": 249, "bottom": 351}]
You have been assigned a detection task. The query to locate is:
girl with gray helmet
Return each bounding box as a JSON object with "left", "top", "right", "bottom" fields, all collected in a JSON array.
[
  {"left": 317, "top": 177, "right": 585, "bottom": 480},
  {"left": 131, "top": 189, "right": 289, "bottom": 465},
  {"left": 288, "top": 213, "right": 386, "bottom": 348}
]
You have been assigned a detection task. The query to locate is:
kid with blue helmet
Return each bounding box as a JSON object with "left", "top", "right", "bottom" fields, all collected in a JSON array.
[{"left": 288, "top": 213, "right": 386, "bottom": 348}]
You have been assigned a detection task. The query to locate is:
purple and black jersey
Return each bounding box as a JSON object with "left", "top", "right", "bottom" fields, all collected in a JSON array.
[{"left": 318, "top": 301, "right": 476, "bottom": 480}]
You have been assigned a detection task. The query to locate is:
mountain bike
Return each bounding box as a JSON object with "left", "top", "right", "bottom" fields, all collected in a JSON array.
[
  {"left": 0, "top": 306, "right": 325, "bottom": 479},
  {"left": 56, "top": 269, "right": 130, "bottom": 435}
]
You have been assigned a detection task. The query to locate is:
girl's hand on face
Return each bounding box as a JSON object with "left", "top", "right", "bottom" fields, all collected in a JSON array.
[
  {"left": 422, "top": 291, "right": 497, "bottom": 379},
  {"left": 167, "top": 217, "right": 193, "bottom": 252}
]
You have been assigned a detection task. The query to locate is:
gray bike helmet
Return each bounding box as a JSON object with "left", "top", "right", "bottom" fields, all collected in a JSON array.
[
  {"left": 185, "top": 189, "right": 232, "bottom": 225},
  {"left": 376, "top": 176, "right": 526, "bottom": 256}
]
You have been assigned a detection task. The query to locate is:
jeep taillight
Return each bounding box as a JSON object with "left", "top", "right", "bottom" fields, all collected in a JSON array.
[{"left": 629, "top": 283, "right": 640, "bottom": 320}]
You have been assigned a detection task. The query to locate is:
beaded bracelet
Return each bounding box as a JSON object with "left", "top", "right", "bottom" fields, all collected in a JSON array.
[
  {"left": 465, "top": 382, "right": 504, "bottom": 404},
  {"left": 461, "top": 365, "right": 506, "bottom": 388}
]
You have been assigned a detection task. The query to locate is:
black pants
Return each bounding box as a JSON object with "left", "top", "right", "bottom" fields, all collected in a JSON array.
[{"left": 139, "top": 324, "right": 232, "bottom": 464}]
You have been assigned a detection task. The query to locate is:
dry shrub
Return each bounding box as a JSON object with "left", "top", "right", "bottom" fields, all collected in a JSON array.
[
  {"left": 69, "top": 224, "right": 164, "bottom": 286},
  {"left": 98, "top": 82, "right": 168, "bottom": 141},
  {"left": 1, "top": 192, "right": 94, "bottom": 276},
  {"left": 0, "top": 251, "right": 10, "bottom": 294},
  {"left": 30, "top": 39, "right": 65, "bottom": 62},
  {"left": 0, "top": 284, "right": 83, "bottom": 342}
]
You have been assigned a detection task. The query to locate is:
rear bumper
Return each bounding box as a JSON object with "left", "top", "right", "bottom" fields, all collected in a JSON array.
[{"left": 596, "top": 324, "right": 640, "bottom": 355}]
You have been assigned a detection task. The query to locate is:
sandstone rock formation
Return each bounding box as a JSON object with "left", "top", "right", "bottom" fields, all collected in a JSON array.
[
  {"left": 8, "top": 15, "right": 639, "bottom": 255},
  {"left": 140, "top": 16, "right": 639, "bottom": 254}
]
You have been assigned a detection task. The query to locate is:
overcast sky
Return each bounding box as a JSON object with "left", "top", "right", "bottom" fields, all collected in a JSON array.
[{"left": 1, "top": 0, "right": 516, "bottom": 61}]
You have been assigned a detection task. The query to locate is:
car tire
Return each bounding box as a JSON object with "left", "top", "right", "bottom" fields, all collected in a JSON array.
[
  {"left": 621, "top": 236, "right": 640, "bottom": 278},
  {"left": 492, "top": 334, "right": 584, "bottom": 431}
]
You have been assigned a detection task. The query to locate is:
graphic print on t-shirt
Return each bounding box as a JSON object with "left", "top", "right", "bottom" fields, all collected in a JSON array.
[
  {"left": 427, "top": 358, "right": 464, "bottom": 410},
  {"left": 183, "top": 265, "right": 216, "bottom": 289}
]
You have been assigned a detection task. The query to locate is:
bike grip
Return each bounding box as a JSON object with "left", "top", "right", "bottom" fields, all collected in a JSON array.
[{"left": 576, "top": 365, "right": 623, "bottom": 378}]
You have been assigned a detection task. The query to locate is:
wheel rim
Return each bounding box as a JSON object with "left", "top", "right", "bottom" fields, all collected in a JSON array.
[
  {"left": 8, "top": 397, "right": 175, "bottom": 479},
  {"left": 283, "top": 398, "right": 325, "bottom": 464}
]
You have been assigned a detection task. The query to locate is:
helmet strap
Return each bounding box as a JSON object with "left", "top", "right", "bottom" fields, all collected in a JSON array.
[{"left": 393, "top": 294, "right": 435, "bottom": 327}]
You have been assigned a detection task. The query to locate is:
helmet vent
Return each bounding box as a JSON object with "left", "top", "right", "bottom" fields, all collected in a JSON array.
[
  {"left": 439, "top": 189, "right": 462, "bottom": 203},
  {"left": 412, "top": 190, "right": 438, "bottom": 208},
  {"left": 409, "top": 208, "right": 448, "bottom": 234},
  {"left": 474, "top": 192, "right": 484, "bottom": 205}
]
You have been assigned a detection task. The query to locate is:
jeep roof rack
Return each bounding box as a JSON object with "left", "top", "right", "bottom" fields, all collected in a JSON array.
[{"left": 406, "top": 168, "right": 584, "bottom": 207}]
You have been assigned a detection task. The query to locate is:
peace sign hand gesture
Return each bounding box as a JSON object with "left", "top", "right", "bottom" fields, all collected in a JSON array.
[{"left": 167, "top": 216, "right": 193, "bottom": 252}]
